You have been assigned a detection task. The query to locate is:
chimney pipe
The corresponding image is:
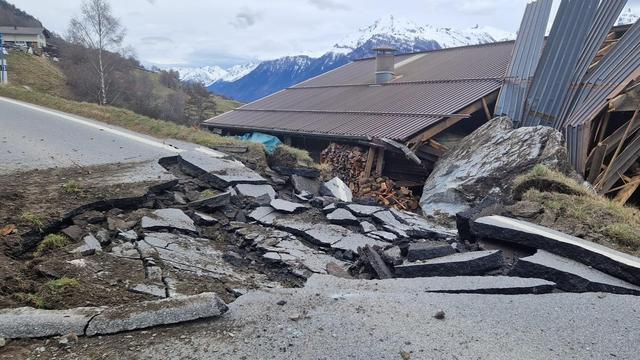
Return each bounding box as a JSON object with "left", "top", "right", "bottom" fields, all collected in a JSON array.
[{"left": 374, "top": 46, "right": 396, "bottom": 84}]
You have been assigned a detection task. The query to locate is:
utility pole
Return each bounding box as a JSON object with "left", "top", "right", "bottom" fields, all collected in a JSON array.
[{"left": 0, "top": 32, "right": 7, "bottom": 85}]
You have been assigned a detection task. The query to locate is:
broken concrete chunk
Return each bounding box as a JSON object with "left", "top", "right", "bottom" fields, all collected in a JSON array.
[
  {"left": 129, "top": 284, "right": 167, "bottom": 298},
  {"left": 95, "top": 229, "right": 111, "bottom": 245},
  {"left": 360, "top": 246, "right": 393, "bottom": 279},
  {"left": 107, "top": 217, "right": 136, "bottom": 232},
  {"left": 248, "top": 207, "right": 279, "bottom": 225},
  {"left": 326, "top": 209, "right": 359, "bottom": 226},
  {"left": 234, "top": 184, "right": 277, "bottom": 199},
  {"left": 141, "top": 209, "right": 197, "bottom": 233},
  {"left": 395, "top": 250, "right": 503, "bottom": 278},
  {"left": 71, "top": 234, "right": 102, "bottom": 256},
  {"left": 0, "top": 306, "right": 103, "bottom": 339},
  {"left": 345, "top": 203, "right": 384, "bottom": 216},
  {"left": 291, "top": 174, "right": 321, "bottom": 196},
  {"left": 85, "top": 293, "right": 228, "bottom": 336},
  {"left": 320, "top": 177, "right": 353, "bottom": 202},
  {"left": 372, "top": 211, "right": 410, "bottom": 233},
  {"left": 272, "top": 166, "right": 320, "bottom": 178},
  {"left": 360, "top": 221, "right": 377, "bottom": 233},
  {"left": 301, "top": 223, "right": 350, "bottom": 247},
  {"left": 117, "top": 230, "right": 138, "bottom": 242},
  {"left": 510, "top": 250, "right": 640, "bottom": 295},
  {"left": 407, "top": 241, "right": 455, "bottom": 262},
  {"left": 270, "top": 199, "right": 308, "bottom": 214},
  {"left": 322, "top": 203, "right": 337, "bottom": 213},
  {"left": 61, "top": 225, "right": 84, "bottom": 241},
  {"left": 179, "top": 151, "right": 267, "bottom": 188},
  {"left": 110, "top": 242, "right": 139, "bottom": 259},
  {"left": 368, "top": 231, "right": 397, "bottom": 242},
  {"left": 332, "top": 234, "right": 389, "bottom": 253},
  {"left": 188, "top": 191, "right": 231, "bottom": 210},
  {"left": 192, "top": 211, "right": 218, "bottom": 226},
  {"left": 472, "top": 216, "right": 640, "bottom": 286}
]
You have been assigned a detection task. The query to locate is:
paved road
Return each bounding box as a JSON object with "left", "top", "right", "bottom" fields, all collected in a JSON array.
[{"left": 0, "top": 96, "right": 222, "bottom": 175}]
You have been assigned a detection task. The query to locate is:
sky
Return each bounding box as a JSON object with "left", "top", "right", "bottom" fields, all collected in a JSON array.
[{"left": 11, "top": 0, "right": 640, "bottom": 68}]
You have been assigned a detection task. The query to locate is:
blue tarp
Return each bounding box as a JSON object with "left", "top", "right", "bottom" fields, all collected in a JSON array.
[{"left": 235, "top": 132, "right": 282, "bottom": 154}]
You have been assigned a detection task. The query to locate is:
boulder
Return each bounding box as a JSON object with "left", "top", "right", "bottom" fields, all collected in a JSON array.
[
  {"left": 420, "top": 117, "right": 572, "bottom": 217},
  {"left": 320, "top": 177, "right": 353, "bottom": 202}
]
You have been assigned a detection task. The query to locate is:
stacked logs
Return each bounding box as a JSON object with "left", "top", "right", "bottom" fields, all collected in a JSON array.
[{"left": 321, "top": 143, "right": 419, "bottom": 210}]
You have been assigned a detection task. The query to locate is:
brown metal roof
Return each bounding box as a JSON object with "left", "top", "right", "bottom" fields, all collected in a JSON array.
[{"left": 205, "top": 41, "right": 515, "bottom": 141}]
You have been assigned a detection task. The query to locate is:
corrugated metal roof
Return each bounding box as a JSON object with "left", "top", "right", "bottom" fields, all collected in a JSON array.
[
  {"left": 494, "top": 0, "right": 552, "bottom": 124},
  {"left": 206, "top": 41, "right": 514, "bottom": 141}
]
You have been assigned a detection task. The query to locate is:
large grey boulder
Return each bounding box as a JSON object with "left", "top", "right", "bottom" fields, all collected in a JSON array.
[{"left": 420, "top": 117, "right": 572, "bottom": 216}]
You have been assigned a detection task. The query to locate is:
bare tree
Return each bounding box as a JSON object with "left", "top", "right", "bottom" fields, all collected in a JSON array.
[{"left": 67, "top": 0, "right": 125, "bottom": 105}]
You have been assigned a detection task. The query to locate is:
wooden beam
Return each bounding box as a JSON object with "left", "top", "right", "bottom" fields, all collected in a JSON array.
[
  {"left": 406, "top": 91, "right": 499, "bottom": 150},
  {"left": 613, "top": 175, "right": 640, "bottom": 205},
  {"left": 597, "top": 109, "right": 639, "bottom": 190},
  {"left": 587, "top": 143, "right": 607, "bottom": 184},
  {"left": 597, "top": 112, "right": 611, "bottom": 144},
  {"left": 374, "top": 148, "right": 385, "bottom": 177},
  {"left": 362, "top": 146, "right": 376, "bottom": 179},
  {"left": 481, "top": 97, "right": 492, "bottom": 120}
]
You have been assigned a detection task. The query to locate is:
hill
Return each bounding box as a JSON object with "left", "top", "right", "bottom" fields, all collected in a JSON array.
[
  {"left": 0, "top": 0, "right": 42, "bottom": 27},
  {"left": 6, "top": 51, "right": 70, "bottom": 97}
]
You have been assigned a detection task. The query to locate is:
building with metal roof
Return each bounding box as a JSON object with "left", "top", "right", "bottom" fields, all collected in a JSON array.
[{"left": 205, "top": 41, "right": 515, "bottom": 184}]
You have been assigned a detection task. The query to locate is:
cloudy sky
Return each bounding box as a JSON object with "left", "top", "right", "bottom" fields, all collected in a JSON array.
[{"left": 12, "top": 0, "right": 640, "bottom": 68}]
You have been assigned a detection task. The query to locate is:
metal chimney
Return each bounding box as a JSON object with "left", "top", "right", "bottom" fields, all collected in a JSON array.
[{"left": 374, "top": 46, "right": 396, "bottom": 84}]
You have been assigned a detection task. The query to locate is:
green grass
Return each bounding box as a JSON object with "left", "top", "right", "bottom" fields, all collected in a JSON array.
[
  {"left": 200, "top": 189, "right": 217, "bottom": 198},
  {"left": 523, "top": 189, "right": 640, "bottom": 253},
  {"left": 513, "top": 164, "right": 589, "bottom": 196},
  {"left": 6, "top": 51, "right": 70, "bottom": 97},
  {"left": 34, "top": 234, "right": 71, "bottom": 256},
  {"left": 62, "top": 180, "right": 81, "bottom": 194},
  {"left": 14, "top": 293, "right": 45, "bottom": 309},
  {"left": 19, "top": 212, "right": 44, "bottom": 229},
  {"left": 44, "top": 277, "right": 80, "bottom": 290},
  {"left": 269, "top": 144, "right": 318, "bottom": 169}
]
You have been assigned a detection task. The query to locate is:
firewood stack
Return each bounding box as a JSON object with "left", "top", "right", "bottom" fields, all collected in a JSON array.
[{"left": 321, "top": 143, "right": 419, "bottom": 210}]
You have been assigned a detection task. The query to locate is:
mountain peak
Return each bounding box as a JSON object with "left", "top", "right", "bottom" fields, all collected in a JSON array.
[{"left": 617, "top": 7, "right": 639, "bottom": 26}]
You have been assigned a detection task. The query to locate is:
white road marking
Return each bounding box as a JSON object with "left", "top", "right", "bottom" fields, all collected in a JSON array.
[{"left": 0, "top": 96, "right": 182, "bottom": 153}]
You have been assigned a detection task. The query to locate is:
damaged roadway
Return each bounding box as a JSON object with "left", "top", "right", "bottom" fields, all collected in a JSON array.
[{"left": 3, "top": 99, "right": 640, "bottom": 359}]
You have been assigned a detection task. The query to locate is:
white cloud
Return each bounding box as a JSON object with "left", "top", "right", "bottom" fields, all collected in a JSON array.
[{"left": 13, "top": 0, "right": 638, "bottom": 68}]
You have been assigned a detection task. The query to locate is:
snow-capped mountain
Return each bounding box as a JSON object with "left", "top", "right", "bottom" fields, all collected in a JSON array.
[
  {"left": 617, "top": 8, "right": 639, "bottom": 26},
  {"left": 209, "top": 16, "right": 515, "bottom": 103},
  {"left": 172, "top": 63, "right": 258, "bottom": 86}
]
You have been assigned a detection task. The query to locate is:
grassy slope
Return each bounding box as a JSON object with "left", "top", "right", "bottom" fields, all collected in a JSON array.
[
  {"left": 514, "top": 165, "right": 640, "bottom": 256},
  {"left": 6, "top": 52, "right": 71, "bottom": 97}
]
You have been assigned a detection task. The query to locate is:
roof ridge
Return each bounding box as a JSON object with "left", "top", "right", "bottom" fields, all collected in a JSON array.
[{"left": 353, "top": 40, "right": 516, "bottom": 62}]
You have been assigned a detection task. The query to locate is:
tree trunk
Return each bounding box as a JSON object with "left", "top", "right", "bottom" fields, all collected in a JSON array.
[{"left": 98, "top": 48, "right": 107, "bottom": 105}]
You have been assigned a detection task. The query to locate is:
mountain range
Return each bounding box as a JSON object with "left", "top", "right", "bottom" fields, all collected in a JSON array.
[{"left": 178, "top": 10, "right": 639, "bottom": 103}]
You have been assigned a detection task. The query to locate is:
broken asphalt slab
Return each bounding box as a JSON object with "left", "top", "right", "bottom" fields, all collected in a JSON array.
[
  {"left": 0, "top": 292, "right": 227, "bottom": 339},
  {"left": 304, "top": 274, "right": 555, "bottom": 295},
  {"left": 178, "top": 151, "right": 266, "bottom": 188},
  {"left": 510, "top": 250, "right": 640, "bottom": 295},
  {"left": 270, "top": 199, "right": 309, "bottom": 214},
  {"left": 234, "top": 184, "right": 277, "bottom": 199},
  {"left": 141, "top": 208, "right": 197, "bottom": 233},
  {"left": 407, "top": 241, "right": 456, "bottom": 262},
  {"left": 472, "top": 216, "right": 640, "bottom": 286},
  {"left": 395, "top": 250, "right": 503, "bottom": 278}
]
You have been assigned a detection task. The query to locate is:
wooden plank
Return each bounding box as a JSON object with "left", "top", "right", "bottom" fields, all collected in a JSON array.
[
  {"left": 597, "top": 110, "right": 639, "bottom": 190},
  {"left": 374, "top": 148, "right": 385, "bottom": 177},
  {"left": 613, "top": 175, "right": 640, "bottom": 205},
  {"left": 587, "top": 143, "right": 607, "bottom": 184},
  {"left": 597, "top": 112, "right": 610, "bottom": 143},
  {"left": 362, "top": 146, "right": 376, "bottom": 179},
  {"left": 406, "top": 91, "right": 499, "bottom": 150},
  {"left": 482, "top": 97, "right": 492, "bottom": 120}
]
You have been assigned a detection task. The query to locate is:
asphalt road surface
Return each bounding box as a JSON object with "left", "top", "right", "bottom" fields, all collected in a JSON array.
[{"left": 0, "top": 96, "right": 221, "bottom": 175}]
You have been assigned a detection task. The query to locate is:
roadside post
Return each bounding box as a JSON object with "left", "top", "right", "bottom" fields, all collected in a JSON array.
[{"left": 0, "top": 32, "right": 7, "bottom": 85}]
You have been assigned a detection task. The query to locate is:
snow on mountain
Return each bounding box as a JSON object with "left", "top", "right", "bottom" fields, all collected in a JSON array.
[
  {"left": 209, "top": 15, "right": 515, "bottom": 102},
  {"left": 331, "top": 16, "right": 514, "bottom": 55},
  {"left": 171, "top": 63, "right": 258, "bottom": 86},
  {"left": 617, "top": 7, "right": 639, "bottom": 26}
]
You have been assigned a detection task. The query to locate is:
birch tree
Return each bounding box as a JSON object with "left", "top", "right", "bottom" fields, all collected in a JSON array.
[{"left": 68, "top": 0, "right": 125, "bottom": 105}]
